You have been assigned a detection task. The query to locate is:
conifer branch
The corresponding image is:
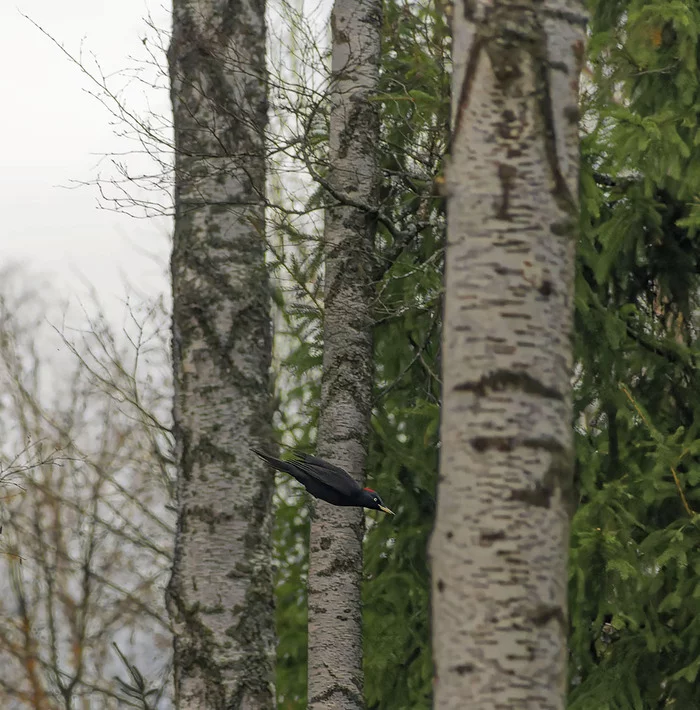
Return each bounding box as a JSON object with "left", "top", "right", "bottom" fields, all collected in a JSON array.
[{"left": 619, "top": 383, "right": 695, "bottom": 517}]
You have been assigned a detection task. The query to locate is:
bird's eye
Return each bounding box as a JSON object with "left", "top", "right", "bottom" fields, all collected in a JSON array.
[{"left": 373, "top": 497, "right": 378, "bottom": 502}]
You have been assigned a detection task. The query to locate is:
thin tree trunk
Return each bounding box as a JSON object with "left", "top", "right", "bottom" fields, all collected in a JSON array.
[
  {"left": 431, "top": 1, "right": 586, "bottom": 709},
  {"left": 166, "top": 2, "right": 275, "bottom": 708},
  {"left": 307, "top": 0, "right": 381, "bottom": 706}
]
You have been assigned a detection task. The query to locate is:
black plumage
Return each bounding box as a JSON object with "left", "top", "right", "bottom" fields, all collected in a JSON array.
[{"left": 252, "top": 449, "right": 394, "bottom": 515}]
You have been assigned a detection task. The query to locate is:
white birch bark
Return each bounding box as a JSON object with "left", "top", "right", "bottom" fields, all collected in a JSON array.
[
  {"left": 431, "top": 1, "right": 587, "bottom": 708},
  {"left": 166, "top": 1, "right": 275, "bottom": 708},
  {"left": 307, "top": 0, "right": 381, "bottom": 706}
]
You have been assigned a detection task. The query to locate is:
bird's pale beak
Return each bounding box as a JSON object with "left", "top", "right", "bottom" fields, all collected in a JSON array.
[{"left": 379, "top": 505, "right": 395, "bottom": 515}]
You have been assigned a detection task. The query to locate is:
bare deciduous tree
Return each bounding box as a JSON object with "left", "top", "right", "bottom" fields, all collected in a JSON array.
[{"left": 0, "top": 270, "right": 174, "bottom": 710}]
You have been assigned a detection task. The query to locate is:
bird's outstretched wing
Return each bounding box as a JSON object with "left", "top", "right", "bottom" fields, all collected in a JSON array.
[
  {"left": 253, "top": 448, "right": 361, "bottom": 498},
  {"left": 290, "top": 451, "right": 361, "bottom": 497}
]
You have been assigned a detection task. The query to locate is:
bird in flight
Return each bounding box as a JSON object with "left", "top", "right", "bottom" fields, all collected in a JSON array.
[{"left": 253, "top": 449, "right": 394, "bottom": 515}]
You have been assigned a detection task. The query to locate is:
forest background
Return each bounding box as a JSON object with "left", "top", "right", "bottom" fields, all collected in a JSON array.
[{"left": 2, "top": 0, "right": 700, "bottom": 708}]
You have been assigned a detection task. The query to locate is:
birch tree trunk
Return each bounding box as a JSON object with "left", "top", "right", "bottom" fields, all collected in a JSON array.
[
  {"left": 166, "top": 2, "right": 275, "bottom": 708},
  {"left": 307, "top": 0, "right": 381, "bottom": 706},
  {"left": 431, "top": 1, "right": 586, "bottom": 708}
]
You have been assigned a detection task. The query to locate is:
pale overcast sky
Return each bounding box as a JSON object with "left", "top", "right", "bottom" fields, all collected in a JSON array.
[{"left": 1, "top": 0, "right": 171, "bottom": 315}]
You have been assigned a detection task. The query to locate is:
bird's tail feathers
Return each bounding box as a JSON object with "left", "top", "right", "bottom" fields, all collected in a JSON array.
[{"left": 251, "top": 448, "right": 295, "bottom": 475}]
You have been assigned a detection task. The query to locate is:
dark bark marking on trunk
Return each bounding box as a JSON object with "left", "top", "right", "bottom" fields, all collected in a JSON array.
[
  {"left": 535, "top": 53, "right": 577, "bottom": 213},
  {"left": 496, "top": 162, "right": 517, "bottom": 220},
  {"left": 479, "top": 530, "right": 507, "bottom": 546},
  {"left": 451, "top": 663, "right": 475, "bottom": 675},
  {"left": 528, "top": 604, "right": 567, "bottom": 628},
  {"left": 450, "top": 30, "right": 485, "bottom": 147},
  {"left": 454, "top": 369, "right": 565, "bottom": 400},
  {"left": 509, "top": 482, "right": 554, "bottom": 508}
]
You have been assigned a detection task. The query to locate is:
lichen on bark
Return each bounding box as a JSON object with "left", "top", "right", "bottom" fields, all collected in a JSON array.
[{"left": 166, "top": 1, "right": 276, "bottom": 708}]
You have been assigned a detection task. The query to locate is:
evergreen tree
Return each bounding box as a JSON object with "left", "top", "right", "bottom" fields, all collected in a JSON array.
[
  {"left": 270, "top": 0, "right": 448, "bottom": 706},
  {"left": 276, "top": 0, "right": 449, "bottom": 709},
  {"left": 570, "top": 1, "right": 700, "bottom": 707},
  {"left": 363, "top": 0, "right": 447, "bottom": 706}
]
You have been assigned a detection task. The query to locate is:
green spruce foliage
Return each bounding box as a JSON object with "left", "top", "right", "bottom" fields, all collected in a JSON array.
[
  {"left": 571, "top": 1, "right": 700, "bottom": 707},
  {"left": 363, "top": 0, "right": 447, "bottom": 706},
  {"left": 273, "top": 0, "right": 700, "bottom": 707},
  {"left": 271, "top": 0, "right": 447, "bottom": 707}
]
